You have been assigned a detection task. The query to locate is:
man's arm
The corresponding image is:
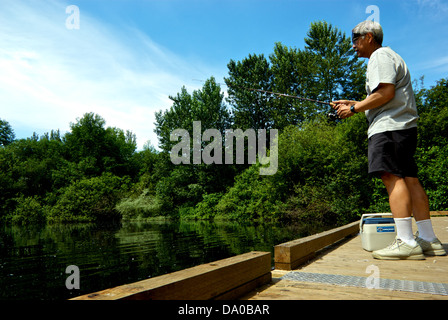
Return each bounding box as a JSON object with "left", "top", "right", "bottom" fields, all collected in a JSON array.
[{"left": 332, "top": 83, "right": 395, "bottom": 119}]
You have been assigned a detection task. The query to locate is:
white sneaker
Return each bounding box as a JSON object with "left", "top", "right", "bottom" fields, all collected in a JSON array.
[
  {"left": 415, "top": 235, "right": 447, "bottom": 256},
  {"left": 372, "top": 238, "right": 425, "bottom": 260}
]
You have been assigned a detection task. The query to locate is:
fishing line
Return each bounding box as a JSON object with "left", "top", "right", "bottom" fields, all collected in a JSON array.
[
  {"left": 192, "top": 79, "right": 335, "bottom": 106},
  {"left": 192, "top": 79, "right": 339, "bottom": 119}
]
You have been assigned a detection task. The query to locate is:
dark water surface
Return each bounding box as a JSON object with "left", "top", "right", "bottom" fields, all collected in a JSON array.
[{"left": 0, "top": 219, "right": 326, "bottom": 300}]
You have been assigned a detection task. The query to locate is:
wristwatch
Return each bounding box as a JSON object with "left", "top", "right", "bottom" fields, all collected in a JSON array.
[{"left": 350, "top": 105, "right": 358, "bottom": 113}]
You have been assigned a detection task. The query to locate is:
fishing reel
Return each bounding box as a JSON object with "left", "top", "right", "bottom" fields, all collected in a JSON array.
[{"left": 327, "top": 111, "right": 341, "bottom": 121}]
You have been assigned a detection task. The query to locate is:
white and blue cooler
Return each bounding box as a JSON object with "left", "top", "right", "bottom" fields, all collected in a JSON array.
[{"left": 360, "top": 213, "right": 397, "bottom": 251}]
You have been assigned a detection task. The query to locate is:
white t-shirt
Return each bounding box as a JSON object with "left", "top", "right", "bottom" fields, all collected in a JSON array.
[{"left": 365, "top": 47, "right": 418, "bottom": 138}]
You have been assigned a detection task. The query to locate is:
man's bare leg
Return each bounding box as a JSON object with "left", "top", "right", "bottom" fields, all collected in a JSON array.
[
  {"left": 381, "top": 172, "right": 412, "bottom": 219},
  {"left": 379, "top": 174, "right": 446, "bottom": 256},
  {"left": 371, "top": 172, "right": 424, "bottom": 259},
  {"left": 404, "top": 177, "right": 430, "bottom": 221},
  {"left": 405, "top": 177, "right": 439, "bottom": 243},
  {"left": 380, "top": 172, "right": 417, "bottom": 246}
]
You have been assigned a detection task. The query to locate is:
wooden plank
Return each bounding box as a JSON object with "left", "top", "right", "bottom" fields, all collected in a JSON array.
[
  {"left": 430, "top": 211, "right": 448, "bottom": 216},
  {"left": 215, "top": 272, "right": 272, "bottom": 300},
  {"left": 368, "top": 211, "right": 448, "bottom": 216},
  {"left": 71, "top": 251, "right": 271, "bottom": 300},
  {"left": 243, "top": 217, "right": 448, "bottom": 300},
  {"left": 274, "top": 221, "right": 359, "bottom": 270}
]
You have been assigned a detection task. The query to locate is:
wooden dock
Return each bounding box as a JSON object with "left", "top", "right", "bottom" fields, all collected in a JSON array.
[
  {"left": 71, "top": 251, "right": 272, "bottom": 300},
  {"left": 72, "top": 212, "right": 448, "bottom": 301},
  {"left": 242, "top": 215, "right": 448, "bottom": 300}
]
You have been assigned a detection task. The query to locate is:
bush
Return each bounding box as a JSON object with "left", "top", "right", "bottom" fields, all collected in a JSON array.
[
  {"left": 116, "top": 189, "right": 163, "bottom": 219},
  {"left": 215, "top": 164, "right": 285, "bottom": 222},
  {"left": 416, "top": 145, "right": 448, "bottom": 210},
  {"left": 192, "top": 192, "right": 223, "bottom": 220},
  {"left": 11, "top": 195, "right": 46, "bottom": 225},
  {"left": 276, "top": 115, "right": 370, "bottom": 224},
  {"left": 47, "top": 173, "right": 129, "bottom": 223}
]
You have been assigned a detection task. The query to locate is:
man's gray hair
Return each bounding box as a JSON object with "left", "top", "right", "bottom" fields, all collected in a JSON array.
[{"left": 352, "top": 20, "right": 383, "bottom": 45}]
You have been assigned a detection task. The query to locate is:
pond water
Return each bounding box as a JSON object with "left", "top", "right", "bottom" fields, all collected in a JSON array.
[{"left": 0, "top": 219, "right": 328, "bottom": 300}]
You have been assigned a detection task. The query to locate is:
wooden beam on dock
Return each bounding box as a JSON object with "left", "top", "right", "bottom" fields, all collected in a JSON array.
[
  {"left": 71, "top": 251, "right": 271, "bottom": 300},
  {"left": 274, "top": 221, "right": 359, "bottom": 270},
  {"left": 430, "top": 211, "right": 448, "bottom": 216}
]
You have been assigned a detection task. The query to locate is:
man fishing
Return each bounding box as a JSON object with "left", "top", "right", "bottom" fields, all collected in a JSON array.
[{"left": 332, "top": 20, "right": 446, "bottom": 260}]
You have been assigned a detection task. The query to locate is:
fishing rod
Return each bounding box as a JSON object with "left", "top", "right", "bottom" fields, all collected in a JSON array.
[
  {"left": 193, "top": 79, "right": 335, "bottom": 106},
  {"left": 193, "top": 79, "right": 339, "bottom": 119},
  {"left": 230, "top": 85, "right": 335, "bottom": 106}
]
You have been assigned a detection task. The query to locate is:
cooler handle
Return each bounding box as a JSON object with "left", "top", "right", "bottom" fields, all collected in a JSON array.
[{"left": 359, "top": 213, "right": 394, "bottom": 232}]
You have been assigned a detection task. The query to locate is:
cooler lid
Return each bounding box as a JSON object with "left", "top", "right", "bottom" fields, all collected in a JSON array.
[{"left": 363, "top": 217, "right": 395, "bottom": 224}]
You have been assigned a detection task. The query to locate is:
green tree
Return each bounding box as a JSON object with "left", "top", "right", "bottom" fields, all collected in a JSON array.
[
  {"left": 155, "top": 77, "right": 231, "bottom": 152},
  {"left": 0, "top": 113, "right": 139, "bottom": 222},
  {"left": 225, "top": 22, "right": 366, "bottom": 132},
  {"left": 63, "top": 112, "right": 137, "bottom": 177},
  {"left": 304, "top": 21, "right": 366, "bottom": 104},
  {"left": 0, "top": 133, "right": 68, "bottom": 220},
  {"left": 125, "top": 77, "right": 236, "bottom": 218},
  {"left": 416, "top": 78, "right": 448, "bottom": 148},
  {"left": 414, "top": 78, "right": 448, "bottom": 210},
  {"left": 225, "top": 54, "right": 273, "bottom": 131},
  {"left": 0, "top": 119, "right": 15, "bottom": 147},
  {"left": 269, "top": 42, "right": 319, "bottom": 127}
]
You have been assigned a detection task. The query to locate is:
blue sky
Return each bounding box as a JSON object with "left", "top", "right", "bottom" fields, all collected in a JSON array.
[{"left": 1, "top": 0, "right": 447, "bottom": 149}]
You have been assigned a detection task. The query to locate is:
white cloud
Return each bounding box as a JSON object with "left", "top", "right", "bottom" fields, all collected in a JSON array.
[
  {"left": 415, "top": 0, "right": 448, "bottom": 19},
  {"left": 0, "top": 0, "right": 221, "bottom": 150},
  {"left": 417, "top": 0, "right": 448, "bottom": 10},
  {"left": 416, "top": 56, "right": 448, "bottom": 76}
]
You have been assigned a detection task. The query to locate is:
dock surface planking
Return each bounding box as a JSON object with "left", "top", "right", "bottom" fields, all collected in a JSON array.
[{"left": 243, "top": 216, "right": 448, "bottom": 300}]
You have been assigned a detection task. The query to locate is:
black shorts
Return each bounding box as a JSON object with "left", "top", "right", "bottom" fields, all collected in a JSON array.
[{"left": 368, "top": 127, "right": 418, "bottom": 178}]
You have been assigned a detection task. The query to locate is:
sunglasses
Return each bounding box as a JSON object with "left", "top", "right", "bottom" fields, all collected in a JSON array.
[{"left": 352, "top": 32, "right": 365, "bottom": 44}]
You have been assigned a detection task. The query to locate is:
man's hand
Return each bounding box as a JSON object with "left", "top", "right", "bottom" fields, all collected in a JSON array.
[
  {"left": 337, "top": 103, "right": 354, "bottom": 119},
  {"left": 331, "top": 100, "right": 356, "bottom": 119},
  {"left": 331, "top": 83, "right": 395, "bottom": 119}
]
